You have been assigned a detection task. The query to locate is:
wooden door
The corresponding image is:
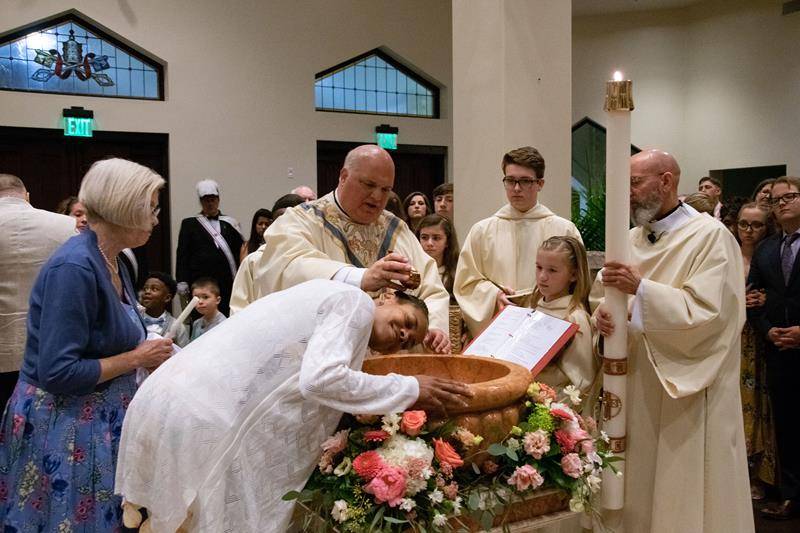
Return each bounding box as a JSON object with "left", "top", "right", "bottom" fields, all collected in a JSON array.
[
  {"left": 0, "top": 126, "right": 171, "bottom": 274},
  {"left": 316, "top": 140, "right": 447, "bottom": 206}
]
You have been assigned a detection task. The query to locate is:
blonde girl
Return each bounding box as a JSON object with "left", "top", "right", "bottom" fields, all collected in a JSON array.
[{"left": 531, "top": 236, "right": 599, "bottom": 412}]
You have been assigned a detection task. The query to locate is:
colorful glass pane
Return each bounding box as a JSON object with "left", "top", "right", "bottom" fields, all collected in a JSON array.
[{"left": 0, "top": 16, "right": 162, "bottom": 100}]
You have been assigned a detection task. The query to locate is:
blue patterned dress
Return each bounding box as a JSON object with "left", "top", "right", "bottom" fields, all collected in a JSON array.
[{"left": 0, "top": 230, "right": 145, "bottom": 532}]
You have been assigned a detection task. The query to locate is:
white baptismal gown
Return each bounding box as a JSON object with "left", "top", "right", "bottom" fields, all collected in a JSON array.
[{"left": 115, "top": 280, "right": 419, "bottom": 532}]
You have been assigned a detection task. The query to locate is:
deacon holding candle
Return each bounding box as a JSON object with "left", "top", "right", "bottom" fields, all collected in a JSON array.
[{"left": 594, "top": 146, "right": 753, "bottom": 531}]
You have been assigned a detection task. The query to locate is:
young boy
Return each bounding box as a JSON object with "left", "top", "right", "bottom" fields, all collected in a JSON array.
[
  {"left": 191, "top": 277, "right": 227, "bottom": 341},
  {"left": 139, "top": 272, "right": 190, "bottom": 347}
]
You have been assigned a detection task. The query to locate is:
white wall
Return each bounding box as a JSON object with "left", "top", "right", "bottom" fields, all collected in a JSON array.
[
  {"left": 573, "top": 0, "right": 800, "bottom": 195},
  {"left": 0, "top": 0, "right": 453, "bottom": 265},
  {"left": 453, "top": 0, "right": 572, "bottom": 239}
]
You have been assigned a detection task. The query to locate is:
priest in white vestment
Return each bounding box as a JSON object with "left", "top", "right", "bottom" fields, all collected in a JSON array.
[
  {"left": 595, "top": 150, "right": 753, "bottom": 532},
  {"left": 454, "top": 146, "right": 581, "bottom": 336},
  {"left": 115, "top": 280, "right": 472, "bottom": 532},
  {"left": 251, "top": 145, "right": 451, "bottom": 353}
]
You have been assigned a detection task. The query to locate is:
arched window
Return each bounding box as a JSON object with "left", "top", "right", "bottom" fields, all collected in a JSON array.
[
  {"left": 315, "top": 49, "right": 439, "bottom": 118},
  {"left": 0, "top": 10, "right": 164, "bottom": 100}
]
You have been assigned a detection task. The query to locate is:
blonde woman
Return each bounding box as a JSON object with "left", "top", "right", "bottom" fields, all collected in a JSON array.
[{"left": 0, "top": 158, "right": 173, "bottom": 531}]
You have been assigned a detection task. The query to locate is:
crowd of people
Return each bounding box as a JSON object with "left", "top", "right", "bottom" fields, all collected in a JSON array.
[{"left": 0, "top": 142, "right": 796, "bottom": 531}]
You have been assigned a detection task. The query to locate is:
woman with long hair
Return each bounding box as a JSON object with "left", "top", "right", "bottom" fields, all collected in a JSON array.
[
  {"left": 403, "top": 192, "right": 432, "bottom": 231},
  {"left": 240, "top": 208, "right": 272, "bottom": 261},
  {"left": 736, "top": 202, "right": 777, "bottom": 500},
  {"left": 415, "top": 214, "right": 458, "bottom": 298}
]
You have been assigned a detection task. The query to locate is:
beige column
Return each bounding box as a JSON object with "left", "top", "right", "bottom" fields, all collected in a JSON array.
[{"left": 452, "top": 0, "right": 573, "bottom": 239}]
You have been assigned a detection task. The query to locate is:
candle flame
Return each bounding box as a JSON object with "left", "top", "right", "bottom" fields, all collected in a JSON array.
[{"left": 613, "top": 71, "right": 624, "bottom": 82}]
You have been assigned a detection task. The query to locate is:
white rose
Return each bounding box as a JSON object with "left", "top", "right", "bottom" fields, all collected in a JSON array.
[{"left": 331, "top": 500, "right": 349, "bottom": 523}]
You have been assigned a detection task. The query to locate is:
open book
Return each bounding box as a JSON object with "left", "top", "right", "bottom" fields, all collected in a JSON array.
[{"left": 463, "top": 305, "right": 578, "bottom": 376}]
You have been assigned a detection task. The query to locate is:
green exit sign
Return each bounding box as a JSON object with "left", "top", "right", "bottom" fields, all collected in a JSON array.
[
  {"left": 376, "top": 132, "right": 397, "bottom": 150},
  {"left": 64, "top": 117, "right": 93, "bottom": 137}
]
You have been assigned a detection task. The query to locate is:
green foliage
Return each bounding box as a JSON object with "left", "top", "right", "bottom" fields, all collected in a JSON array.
[{"left": 526, "top": 404, "right": 555, "bottom": 433}]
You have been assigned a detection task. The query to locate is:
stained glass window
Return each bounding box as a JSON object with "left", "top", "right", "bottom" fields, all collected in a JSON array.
[
  {"left": 315, "top": 50, "right": 438, "bottom": 118},
  {"left": 0, "top": 13, "right": 163, "bottom": 100}
]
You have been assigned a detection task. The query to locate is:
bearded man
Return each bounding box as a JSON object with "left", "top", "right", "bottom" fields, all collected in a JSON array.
[{"left": 595, "top": 149, "right": 753, "bottom": 532}]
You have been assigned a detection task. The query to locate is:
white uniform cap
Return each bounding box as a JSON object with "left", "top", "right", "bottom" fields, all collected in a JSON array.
[{"left": 196, "top": 179, "right": 220, "bottom": 198}]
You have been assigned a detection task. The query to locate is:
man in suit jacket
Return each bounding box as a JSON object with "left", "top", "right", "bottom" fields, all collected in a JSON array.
[
  {"left": 0, "top": 174, "right": 76, "bottom": 407},
  {"left": 748, "top": 175, "right": 800, "bottom": 520},
  {"left": 176, "top": 180, "right": 242, "bottom": 316}
]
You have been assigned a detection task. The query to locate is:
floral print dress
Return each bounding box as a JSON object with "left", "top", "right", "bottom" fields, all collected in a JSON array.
[{"left": 0, "top": 303, "right": 142, "bottom": 532}]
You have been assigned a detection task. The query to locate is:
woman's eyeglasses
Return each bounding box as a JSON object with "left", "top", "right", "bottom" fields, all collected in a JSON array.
[{"left": 737, "top": 220, "right": 765, "bottom": 231}]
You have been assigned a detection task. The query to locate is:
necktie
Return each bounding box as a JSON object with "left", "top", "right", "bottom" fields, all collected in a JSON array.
[{"left": 781, "top": 233, "right": 799, "bottom": 284}]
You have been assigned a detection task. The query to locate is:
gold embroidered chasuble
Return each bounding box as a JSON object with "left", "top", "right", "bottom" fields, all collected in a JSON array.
[{"left": 253, "top": 192, "right": 449, "bottom": 331}]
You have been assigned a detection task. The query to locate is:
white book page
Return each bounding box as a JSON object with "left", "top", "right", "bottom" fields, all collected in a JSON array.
[
  {"left": 464, "top": 307, "right": 574, "bottom": 371},
  {"left": 498, "top": 312, "right": 574, "bottom": 371},
  {"left": 463, "top": 306, "right": 531, "bottom": 357}
]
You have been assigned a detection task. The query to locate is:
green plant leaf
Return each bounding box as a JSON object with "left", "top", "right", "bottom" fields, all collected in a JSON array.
[
  {"left": 480, "top": 510, "right": 494, "bottom": 531},
  {"left": 282, "top": 490, "right": 301, "bottom": 501},
  {"left": 505, "top": 449, "right": 518, "bottom": 462},
  {"left": 384, "top": 516, "right": 408, "bottom": 524},
  {"left": 468, "top": 492, "right": 481, "bottom": 511},
  {"left": 488, "top": 443, "right": 507, "bottom": 456}
]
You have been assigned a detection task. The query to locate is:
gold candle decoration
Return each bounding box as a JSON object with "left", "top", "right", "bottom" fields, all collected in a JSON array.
[{"left": 604, "top": 71, "right": 634, "bottom": 112}]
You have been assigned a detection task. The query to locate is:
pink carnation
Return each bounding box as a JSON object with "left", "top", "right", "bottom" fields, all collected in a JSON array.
[
  {"left": 555, "top": 429, "right": 577, "bottom": 453},
  {"left": 321, "top": 429, "right": 349, "bottom": 454},
  {"left": 580, "top": 436, "right": 596, "bottom": 455},
  {"left": 561, "top": 453, "right": 583, "bottom": 478},
  {"left": 363, "top": 465, "right": 407, "bottom": 507},
  {"left": 522, "top": 429, "right": 551, "bottom": 459},
  {"left": 507, "top": 464, "right": 544, "bottom": 491},
  {"left": 443, "top": 481, "right": 459, "bottom": 500},
  {"left": 549, "top": 402, "right": 577, "bottom": 422},
  {"left": 318, "top": 450, "right": 335, "bottom": 474}
]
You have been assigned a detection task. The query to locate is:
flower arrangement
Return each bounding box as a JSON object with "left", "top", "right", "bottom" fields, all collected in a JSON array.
[{"left": 284, "top": 383, "right": 618, "bottom": 532}]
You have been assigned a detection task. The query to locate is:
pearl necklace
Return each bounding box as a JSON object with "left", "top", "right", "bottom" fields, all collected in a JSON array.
[{"left": 97, "top": 244, "right": 119, "bottom": 275}]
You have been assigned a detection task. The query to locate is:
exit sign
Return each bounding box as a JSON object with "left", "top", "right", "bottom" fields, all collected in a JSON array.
[
  {"left": 64, "top": 117, "right": 93, "bottom": 137},
  {"left": 376, "top": 132, "right": 397, "bottom": 150}
]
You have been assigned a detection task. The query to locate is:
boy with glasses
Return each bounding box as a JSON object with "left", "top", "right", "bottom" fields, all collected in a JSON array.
[
  {"left": 748, "top": 175, "right": 800, "bottom": 519},
  {"left": 454, "top": 146, "right": 581, "bottom": 336}
]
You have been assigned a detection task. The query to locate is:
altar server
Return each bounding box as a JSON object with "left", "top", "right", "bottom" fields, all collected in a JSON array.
[
  {"left": 454, "top": 146, "right": 581, "bottom": 336},
  {"left": 595, "top": 149, "right": 753, "bottom": 532},
  {"left": 115, "top": 280, "right": 472, "bottom": 532}
]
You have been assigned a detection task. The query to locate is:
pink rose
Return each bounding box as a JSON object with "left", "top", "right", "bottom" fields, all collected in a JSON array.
[
  {"left": 321, "top": 429, "right": 350, "bottom": 455},
  {"left": 522, "top": 429, "right": 551, "bottom": 459},
  {"left": 401, "top": 411, "right": 427, "bottom": 436},
  {"left": 433, "top": 438, "right": 464, "bottom": 468},
  {"left": 561, "top": 453, "right": 583, "bottom": 478},
  {"left": 555, "top": 429, "right": 577, "bottom": 453},
  {"left": 363, "top": 465, "right": 407, "bottom": 507},
  {"left": 507, "top": 464, "right": 544, "bottom": 491},
  {"left": 353, "top": 450, "right": 386, "bottom": 480},
  {"left": 364, "top": 430, "right": 391, "bottom": 443}
]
